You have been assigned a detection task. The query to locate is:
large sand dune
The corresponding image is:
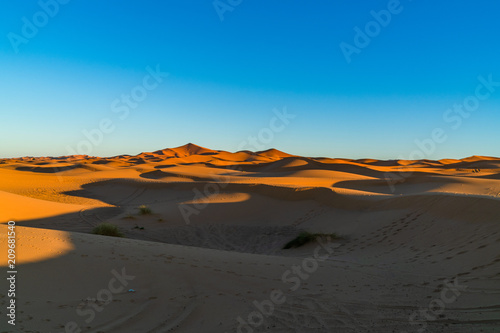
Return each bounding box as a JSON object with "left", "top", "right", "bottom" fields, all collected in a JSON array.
[{"left": 1, "top": 144, "right": 499, "bottom": 332}]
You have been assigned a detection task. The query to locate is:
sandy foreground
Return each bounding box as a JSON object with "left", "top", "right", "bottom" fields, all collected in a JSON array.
[{"left": 0, "top": 143, "right": 499, "bottom": 332}]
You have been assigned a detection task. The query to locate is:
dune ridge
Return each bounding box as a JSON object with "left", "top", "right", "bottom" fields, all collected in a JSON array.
[{"left": 1, "top": 144, "right": 499, "bottom": 332}]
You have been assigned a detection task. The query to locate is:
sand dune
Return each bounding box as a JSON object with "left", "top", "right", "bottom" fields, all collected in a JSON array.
[{"left": 1, "top": 144, "right": 499, "bottom": 332}]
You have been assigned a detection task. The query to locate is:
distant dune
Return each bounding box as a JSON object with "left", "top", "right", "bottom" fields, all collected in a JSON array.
[{"left": 1, "top": 144, "right": 499, "bottom": 332}]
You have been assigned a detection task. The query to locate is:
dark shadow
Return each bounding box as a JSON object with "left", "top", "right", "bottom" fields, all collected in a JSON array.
[
  {"left": 198, "top": 151, "right": 219, "bottom": 156},
  {"left": 206, "top": 158, "right": 446, "bottom": 179},
  {"left": 474, "top": 172, "right": 500, "bottom": 180},
  {"left": 91, "top": 159, "right": 112, "bottom": 164},
  {"left": 140, "top": 170, "right": 210, "bottom": 181},
  {"left": 14, "top": 207, "right": 122, "bottom": 234},
  {"left": 127, "top": 158, "right": 146, "bottom": 164},
  {"left": 15, "top": 165, "right": 80, "bottom": 173},
  {"left": 333, "top": 175, "right": 463, "bottom": 195}
]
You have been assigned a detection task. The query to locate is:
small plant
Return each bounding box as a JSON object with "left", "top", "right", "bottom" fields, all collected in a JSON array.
[
  {"left": 123, "top": 213, "right": 135, "bottom": 219},
  {"left": 92, "top": 223, "right": 124, "bottom": 237},
  {"left": 283, "top": 231, "right": 337, "bottom": 249},
  {"left": 138, "top": 205, "right": 152, "bottom": 215}
]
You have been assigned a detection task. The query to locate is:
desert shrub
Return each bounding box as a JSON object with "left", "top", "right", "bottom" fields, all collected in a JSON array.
[
  {"left": 92, "top": 223, "right": 124, "bottom": 237},
  {"left": 138, "top": 205, "right": 152, "bottom": 215},
  {"left": 283, "top": 231, "right": 337, "bottom": 249}
]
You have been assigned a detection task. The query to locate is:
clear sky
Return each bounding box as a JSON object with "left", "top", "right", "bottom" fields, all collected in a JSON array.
[{"left": 1, "top": 0, "right": 499, "bottom": 159}]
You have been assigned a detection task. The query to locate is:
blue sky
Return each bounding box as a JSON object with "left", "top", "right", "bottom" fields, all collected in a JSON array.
[{"left": 1, "top": 0, "right": 499, "bottom": 159}]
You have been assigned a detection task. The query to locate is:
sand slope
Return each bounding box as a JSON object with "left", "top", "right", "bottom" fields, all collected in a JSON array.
[{"left": 1, "top": 144, "right": 499, "bottom": 332}]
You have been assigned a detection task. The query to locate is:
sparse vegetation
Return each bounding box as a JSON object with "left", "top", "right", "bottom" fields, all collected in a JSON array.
[
  {"left": 138, "top": 205, "right": 152, "bottom": 215},
  {"left": 283, "top": 231, "right": 338, "bottom": 249},
  {"left": 92, "top": 223, "right": 124, "bottom": 237},
  {"left": 123, "top": 213, "right": 135, "bottom": 219}
]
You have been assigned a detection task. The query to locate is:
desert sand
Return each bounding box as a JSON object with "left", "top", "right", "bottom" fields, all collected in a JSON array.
[{"left": 1, "top": 143, "right": 499, "bottom": 332}]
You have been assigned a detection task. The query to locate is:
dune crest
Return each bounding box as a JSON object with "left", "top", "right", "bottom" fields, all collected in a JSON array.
[{"left": 1, "top": 145, "right": 499, "bottom": 332}]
